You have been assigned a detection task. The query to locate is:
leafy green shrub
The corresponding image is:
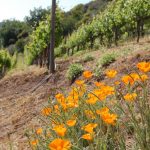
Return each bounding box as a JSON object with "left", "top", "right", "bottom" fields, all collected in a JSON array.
[
  {"left": 83, "top": 55, "right": 94, "bottom": 62},
  {"left": 0, "top": 50, "right": 11, "bottom": 74},
  {"left": 66, "top": 63, "right": 83, "bottom": 81},
  {"left": 94, "top": 64, "right": 104, "bottom": 79},
  {"left": 24, "top": 11, "right": 63, "bottom": 65},
  {"left": 99, "top": 53, "right": 117, "bottom": 67}
]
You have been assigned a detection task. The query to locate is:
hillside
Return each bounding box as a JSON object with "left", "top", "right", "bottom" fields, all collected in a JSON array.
[
  {"left": 66, "top": 0, "right": 110, "bottom": 27},
  {"left": 0, "top": 0, "right": 150, "bottom": 149},
  {"left": 0, "top": 37, "right": 150, "bottom": 149}
]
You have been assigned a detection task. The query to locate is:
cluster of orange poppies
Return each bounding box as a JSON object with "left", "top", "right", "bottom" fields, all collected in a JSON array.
[{"left": 30, "top": 61, "right": 149, "bottom": 150}]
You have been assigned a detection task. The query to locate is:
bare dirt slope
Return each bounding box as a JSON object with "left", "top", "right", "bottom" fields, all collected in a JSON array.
[
  {"left": 0, "top": 38, "right": 150, "bottom": 150},
  {"left": 0, "top": 60, "right": 72, "bottom": 149}
]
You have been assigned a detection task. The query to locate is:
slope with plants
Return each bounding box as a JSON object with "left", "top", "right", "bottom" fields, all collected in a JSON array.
[
  {"left": 57, "top": 0, "right": 150, "bottom": 55},
  {"left": 23, "top": 0, "right": 150, "bottom": 66},
  {"left": 0, "top": 37, "right": 149, "bottom": 149},
  {"left": 0, "top": 0, "right": 150, "bottom": 149},
  {"left": 29, "top": 61, "right": 150, "bottom": 150}
]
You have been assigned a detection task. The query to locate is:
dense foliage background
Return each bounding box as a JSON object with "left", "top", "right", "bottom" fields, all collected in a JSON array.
[{"left": 0, "top": 0, "right": 150, "bottom": 75}]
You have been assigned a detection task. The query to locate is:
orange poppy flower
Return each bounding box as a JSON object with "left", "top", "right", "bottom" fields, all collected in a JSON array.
[
  {"left": 36, "top": 128, "right": 42, "bottom": 135},
  {"left": 137, "top": 62, "right": 150, "bottom": 73},
  {"left": 94, "top": 81, "right": 105, "bottom": 87},
  {"left": 140, "top": 74, "right": 148, "bottom": 81},
  {"left": 96, "top": 107, "right": 109, "bottom": 115},
  {"left": 53, "top": 125, "right": 67, "bottom": 137},
  {"left": 83, "top": 71, "right": 93, "bottom": 79},
  {"left": 86, "top": 97, "right": 98, "bottom": 104},
  {"left": 82, "top": 123, "right": 98, "bottom": 133},
  {"left": 75, "top": 80, "right": 85, "bottom": 86},
  {"left": 49, "top": 138, "right": 71, "bottom": 150},
  {"left": 55, "top": 93, "right": 64, "bottom": 99},
  {"left": 66, "top": 120, "right": 76, "bottom": 127},
  {"left": 55, "top": 93, "right": 65, "bottom": 103},
  {"left": 41, "top": 107, "right": 51, "bottom": 116},
  {"left": 54, "top": 105, "right": 60, "bottom": 114},
  {"left": 86, "top": 93, "right": 98, "bottom": 104},
  {"left": 101, "top": 113, "right": 117, "bottom": 125},
  {"left": 124, "top": 93, "right": 137, "bottom": 102},
  {"left": 81, "top": 133, "right": 93, "bottom": 141},
  {"left": 31, "top": 139, "right": 38, "bottom": 146},
  {"left": 122, "top": 75, "right": 134, "bottom": 85},
  {"left": 130, "top": 73, "right": 140, "bottom": 81},
  {"left": 105, "top": 69, "right": 117, "bottom": 78}
]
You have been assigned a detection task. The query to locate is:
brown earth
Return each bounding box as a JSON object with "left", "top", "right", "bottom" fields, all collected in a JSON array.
[
  {"left": 0, "top": 62, "right": 71, "bottom": 150},
  {"left": 0, "top": 38, "right": 150, "bottom": 150}
]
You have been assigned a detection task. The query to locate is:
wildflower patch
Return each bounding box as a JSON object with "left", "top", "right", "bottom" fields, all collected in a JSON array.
[{"left": 27, "top": 62, "right": 150, "bottom": 150}]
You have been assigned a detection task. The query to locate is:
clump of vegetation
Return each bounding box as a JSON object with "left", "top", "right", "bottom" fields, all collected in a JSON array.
[
  {"left": 99, "top": 52, "right": 117, "bottom": 67},
  {"left": 66, "top": 63, "right": 83, "bottom": 82},
  {"left": 57, "top": 0, "right": 150, "bottom": 56},
  {"left": 94, "top": 64, "right": 104, "bottom": 79},
  {"left": 83, "top": 55, "right": 94, "bottom": 62},
  {"left": 27, "top": 61, "right": 150, "bottom": 150},
  {"left": 0, "top": 50, "right": 11, "bottom": 75}
]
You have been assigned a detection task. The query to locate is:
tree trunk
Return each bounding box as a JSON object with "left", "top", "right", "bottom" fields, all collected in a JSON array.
[
  {"left": 137, "top": 20, "right": 140, "bottom": 43},
  {"left": 114, "top": 27, "right": 118, "bottom": 46},
  {"left": 71, "top": 48, "right": 74, "bottom": 56},
  {"left": 43, "top": 48, "right": 46, "bottom": 67},
  {"left": 48, "top": 0, "right": 56, "bottom": 73},
  {"left": 46, "top": 45, "right": 49, "bottom": 68},
  {"left": 90, "top": 36, "right": 94, "bottom": 49},
  {"left": 40, "top": 54, "right": 42, "bottom": 68},
  {"left": 141, "top": 19, "right": 144, "bottom": 37}
]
